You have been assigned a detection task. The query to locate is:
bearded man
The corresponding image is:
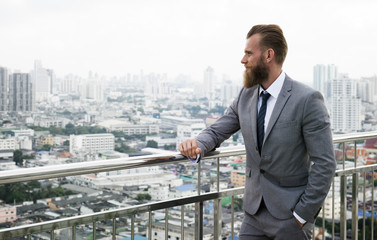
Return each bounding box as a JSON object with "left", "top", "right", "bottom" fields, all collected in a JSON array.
[{"left": 179, "top": 24, "right": 336, "bottom": 240}]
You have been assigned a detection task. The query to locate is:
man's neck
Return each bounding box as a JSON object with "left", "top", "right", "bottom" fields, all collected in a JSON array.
[{"left": 261, "top": 67, "right": 283, "bottom": 90}]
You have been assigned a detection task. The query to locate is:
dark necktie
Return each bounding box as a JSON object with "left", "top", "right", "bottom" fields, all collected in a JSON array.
[{"left": 257, "top": 91, "right": 271, "bottom": 154}]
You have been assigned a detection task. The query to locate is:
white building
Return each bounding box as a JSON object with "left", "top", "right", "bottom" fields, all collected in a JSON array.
[
  {"left": 357, "top": 76, "right": 377, "bottom": 103},
  {"left": 176, "top": 122, "right": 205, "bottom": 147},
  {"left": 0, "top": 137, "right": 17, "bottom": 151},
  {"left": 98, "top": 119, "right": 159, "bottom": 135},
  {"left": 148, "top": 185, "right": 169, "bottom": 201},
  {"left": 73, "top": 167, "right": 182, "bottom": 189},
  {"left": 33, "top": 60, "right": 54, "bottom": 101},
  {"left": 203, "top": 66, "right": 215, "bottom": 101},
  {"left": 313, "top": 64, "right": 338, "bottom": 101},
  {"left": 34, "top": 116, "right": 70, "bottom": 128},
  {"left": 160, "top": 116, "right": 204, "bottom": 131},
  {"left": 69, "top": 133, "right": 115, "bottom": 154},
  {"left": 331, "top": 74, "right": 362, "bottom": 133}
]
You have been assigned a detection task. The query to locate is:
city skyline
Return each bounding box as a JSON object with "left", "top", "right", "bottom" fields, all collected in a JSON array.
[{"left": 0, "top": 0, "right": 377, "bottom": 84}]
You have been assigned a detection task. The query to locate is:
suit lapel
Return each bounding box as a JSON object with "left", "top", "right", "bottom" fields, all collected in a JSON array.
[
  {"left": 264, "top": 76, "right": 292, "bottom": 143},
  {"left": 248, "top": 86, "right": 259, "bottom": 149}
]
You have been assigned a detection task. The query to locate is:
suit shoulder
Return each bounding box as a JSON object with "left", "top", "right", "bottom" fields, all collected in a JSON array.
[{"left": 288, "top": 78, "right": 323, "bottom": 98}]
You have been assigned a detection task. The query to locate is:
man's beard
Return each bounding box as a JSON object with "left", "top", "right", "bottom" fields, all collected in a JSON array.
[{"left": 243, "top": 58, "right": 269, "bottom": 88}]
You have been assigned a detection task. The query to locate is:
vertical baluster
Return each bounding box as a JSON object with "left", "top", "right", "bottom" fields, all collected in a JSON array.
[
  {"left": 214, "top": 157, "right": 221, "bottom": 240},
  {"left": 231, "top": 195, "right": 234, "bottom": 240},
  {"left": 351, "top": 172, "right": 359, "bottom": 240},
  {"left": 50, "top": 229, "right": 54, "bottom": 240},
  {"left": 112, "top": 218, "right": 116, "bottom": 240},
  {"left": 195, "top": 161, "right": 201, "bottom": 240},
  {"left": 363, "top": 172, "right": 366, "bottom": 240},
  {"left": 72, "top": 225, "right": 76, "bottom": 240},
  {"left": 93, "top": 221, "right": 96, "bottom": 240},
  {"left": 217, "top": 158, "right": 220, "bottom": 192},
  {"left": 165, "top": 208, "right": 168, "bottom": 240},
  {"left": 340, "top": 174, "right": 347, "bottom": 240},
  {"left": 131, "top": 215, "right": 135, "bottom": 240},
  {"left": 181, "top": 206, "right": 185, "bottom": 240},
  {"left": 149, "top": 211, "right": 152, "bottom": 240},
  {"left": 371, "top": 169, "right": 375, "bottom": 240}
]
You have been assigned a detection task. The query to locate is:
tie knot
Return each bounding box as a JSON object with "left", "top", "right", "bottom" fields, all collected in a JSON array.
[{"left": 261, "top": 91, "right": 271, "bottom": 102}]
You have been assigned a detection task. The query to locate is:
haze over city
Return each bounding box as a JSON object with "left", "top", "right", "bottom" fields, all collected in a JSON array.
[{"left": 1, "top": 0, "right": 377, "bottom": 84}]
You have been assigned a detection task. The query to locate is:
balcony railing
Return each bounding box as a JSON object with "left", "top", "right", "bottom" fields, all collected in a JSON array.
[{"left": 0, "top": 131, "right": 377, "bottom": 240}]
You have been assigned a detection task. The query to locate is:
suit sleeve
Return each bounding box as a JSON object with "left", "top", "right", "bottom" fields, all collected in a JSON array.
[
  {"left": 294, "top": 91, "right": 336, "bottom": 223},
  {"left": 195, "top": 89, "right": 243, "bottom": 158}
]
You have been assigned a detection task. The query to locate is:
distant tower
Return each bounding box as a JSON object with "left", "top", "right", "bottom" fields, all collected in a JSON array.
[
  {"left": 203, "top": 66, "right": 215, "bottom": 100},
  {"left": 331, "top": 74, "right": 361, "bottom": 133},
  {"left": 0, "top": 67, "right": 8, "bottom": 111},
  {"left": 9, "top": 73, "right": 34, "bottom": 112},
  {"left": 33, "top": 60, "right": 53, "bottom": 101},
  {"left": 313, "top": 64, "right": 338, "bottom": 101}
]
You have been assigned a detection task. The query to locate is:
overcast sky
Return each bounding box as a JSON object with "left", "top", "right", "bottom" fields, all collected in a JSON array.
[{"left": 0, "top": 0, "right": 376, "bottom": 84}]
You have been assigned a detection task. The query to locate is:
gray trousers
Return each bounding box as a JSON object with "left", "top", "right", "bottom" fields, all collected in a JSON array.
[{"left": 239, "top": 202, "right": 313, "bottom": 240}]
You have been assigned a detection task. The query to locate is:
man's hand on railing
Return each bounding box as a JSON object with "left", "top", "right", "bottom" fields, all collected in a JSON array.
[{"left": 178, "top": 139, "right": 202, "bottom": 160}]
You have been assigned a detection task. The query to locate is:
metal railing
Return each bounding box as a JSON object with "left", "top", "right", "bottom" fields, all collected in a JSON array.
[{"left": 0, "top": 131, "right": 377, "bottom": 240}]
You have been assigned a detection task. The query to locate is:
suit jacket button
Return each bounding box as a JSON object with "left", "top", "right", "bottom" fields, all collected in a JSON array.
[{"left": 260, "top": 169, "right": 265, "bottom": 174}]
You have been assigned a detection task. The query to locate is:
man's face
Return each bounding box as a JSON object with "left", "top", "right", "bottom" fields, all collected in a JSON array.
[{"left": 241, "top": 34, "right": 269, "bottom": 88}]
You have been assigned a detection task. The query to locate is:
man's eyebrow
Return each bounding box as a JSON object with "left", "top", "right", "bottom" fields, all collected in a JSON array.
[{"left": 244, "top": 50, "right": 253, "bottom": 54}]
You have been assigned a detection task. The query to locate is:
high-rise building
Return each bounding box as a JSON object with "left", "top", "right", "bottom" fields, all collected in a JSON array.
[
  {"left": 0, "top": 67, "right": 8, "bottom": 111},
  {"left": 331, "top": 74, "right": 361, "bottom": 133},
  {"left": 33, "top": 60, "right": 53, "bottom": 101},
  {"left": 357, "top": 76, "right": 377, "bottom": 103},
  {"left": 203, "top": 66, "right": 215, "bottom": 100},
  {"left": 9, "top": 73, "right": 34, "bottom": 112},
  {"left": 313, "top": 64, "right": 338, "bottom": 101}
]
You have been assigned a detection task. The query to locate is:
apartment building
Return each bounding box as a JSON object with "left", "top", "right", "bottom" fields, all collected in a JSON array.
[{"left": 69, "top": 133, "right": 115, "bottom": 154}]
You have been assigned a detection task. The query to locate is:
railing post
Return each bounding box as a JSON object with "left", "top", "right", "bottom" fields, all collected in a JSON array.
[
  {"left": 214, "top": 198, "right": 222, "bottom": 240},
  {"left": 93, "top": 221, "right": 96, "bottom": 240},
  {"left": 181, "top": 206, "right": 185, "bottom": 240},
  {"left": 195, "top": 161, "right": 200, "bottom": 240},
  {"left": 214, "top": 157, "right": 222, "bottom": 240},
  {"left": 340, "top": 175, "right": 347, "bottom": 240},
  {"left": 131, "top": 214, "right": 135, "bottom": 240},
  {"left": 72, "top": 225, "right": 76, "bottom": 240},
  {"left": 165, "top": 209, "right": 168, "bottom": 240},
  {"left": 352, "top": 172, "right": 359, "bottom": 240},
  {"left": 195, "top": 201, "right": 203, "bottom": 240},
  {"left": 112, "top": 218, "right": 116, "bottom": 240},
  {"left": 372, "top": 170, "right": 375, "bottom": 240},
  {"left": 148, "top": 211, "right": 152, "bottom": 240},
  {"left": 231, "top": 196, "right": 235, "bottom": 240}
]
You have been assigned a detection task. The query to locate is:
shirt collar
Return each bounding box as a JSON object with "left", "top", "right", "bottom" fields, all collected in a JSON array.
[{"left": 259, "top": 71, "right": 286, "bottom": 99}]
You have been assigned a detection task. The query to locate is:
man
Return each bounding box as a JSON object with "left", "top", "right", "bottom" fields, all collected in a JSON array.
[{"left": 178, "top": 24, "right": 336, "bottom": 239}]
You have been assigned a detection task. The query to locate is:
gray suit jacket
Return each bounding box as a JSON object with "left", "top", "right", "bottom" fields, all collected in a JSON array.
[{"left": 196, "top": 75, "right": 336, "bottom": 223}]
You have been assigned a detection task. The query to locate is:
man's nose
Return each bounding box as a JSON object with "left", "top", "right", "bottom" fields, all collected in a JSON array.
[{"left": 241, "top": 55, "right": 247, "bottom": 64}]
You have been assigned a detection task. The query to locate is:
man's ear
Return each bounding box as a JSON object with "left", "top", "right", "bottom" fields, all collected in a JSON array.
[{"left": 266, "top": 49, "right": 274, "bottom": 63}]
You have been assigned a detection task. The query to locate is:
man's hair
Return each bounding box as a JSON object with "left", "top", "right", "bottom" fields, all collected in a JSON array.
[{"left": 247, "top": 24, "right": 288, "bottom": 65}]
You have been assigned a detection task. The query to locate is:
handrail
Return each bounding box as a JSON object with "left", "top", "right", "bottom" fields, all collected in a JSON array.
[
  {"left": 0, "top": 146, "right": 246, "bottom": 185},
  {"left": 0, "top": 131, "right": 377, "bottom": 185}
]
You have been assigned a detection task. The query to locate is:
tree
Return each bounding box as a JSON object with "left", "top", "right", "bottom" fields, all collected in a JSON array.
[
  {"left": 63, "top": 140, "right": 70, "bottom": 146},
  {"left": 13, "top": 150, "right": 23, "bottom": 166},
  {"left": 146, "top": 140, "right": 158, "bottom": 148},
  {"left": 65, "top": 123, "right": 76, "bottom": 135},
  {"left": 136, "top": 193, "right": 151, "bottom": 201},
  {"left": 41, "top": 144, "right": 52, "bottom": 151}
]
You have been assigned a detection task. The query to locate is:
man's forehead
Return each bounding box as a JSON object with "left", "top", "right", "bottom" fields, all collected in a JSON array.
[{"left": 245, "top": 34, "right": 261, "bottom": 50}]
